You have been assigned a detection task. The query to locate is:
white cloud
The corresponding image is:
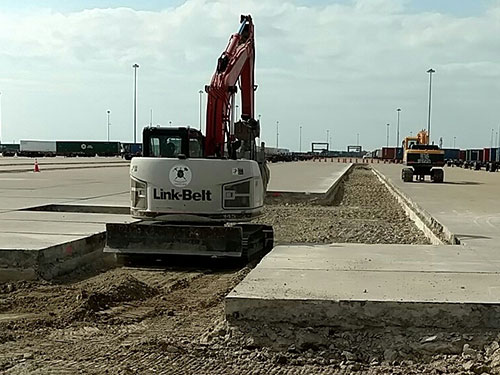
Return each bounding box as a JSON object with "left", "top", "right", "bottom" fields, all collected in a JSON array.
[{"left": 0, "top": 0, "right": 499, "bottom": 149}]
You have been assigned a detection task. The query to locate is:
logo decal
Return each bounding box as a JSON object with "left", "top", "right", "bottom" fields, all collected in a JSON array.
[{"left": 169, "top": 165, "right": 192, "bottom": 187}]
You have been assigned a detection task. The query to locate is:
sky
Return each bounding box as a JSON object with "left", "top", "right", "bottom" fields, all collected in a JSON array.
[{"left": 1, "top": 0, "right": 500, "bottom": 151}]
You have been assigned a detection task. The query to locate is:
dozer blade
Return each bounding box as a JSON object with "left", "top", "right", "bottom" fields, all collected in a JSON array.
[{"left": 104, "top": 221, "right": 273, "bottom": 259}]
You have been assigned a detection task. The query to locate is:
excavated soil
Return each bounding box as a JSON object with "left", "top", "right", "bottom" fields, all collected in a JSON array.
[{"left": 3, "top": 165, "right": 484, "bottom": 375}]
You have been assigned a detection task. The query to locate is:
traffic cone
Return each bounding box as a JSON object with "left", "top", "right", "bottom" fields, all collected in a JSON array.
[{"left": 34, "top": 159, "right": 40, "bottom": 172}]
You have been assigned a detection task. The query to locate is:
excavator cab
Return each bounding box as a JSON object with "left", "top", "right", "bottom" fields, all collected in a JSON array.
[{"left": 143, "top": 127, "right": 204, "bottom": 159}]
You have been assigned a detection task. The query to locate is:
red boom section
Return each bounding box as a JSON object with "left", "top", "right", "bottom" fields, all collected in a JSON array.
[{"left": 205, "top": 15, "right": 255, "bottom": 157}]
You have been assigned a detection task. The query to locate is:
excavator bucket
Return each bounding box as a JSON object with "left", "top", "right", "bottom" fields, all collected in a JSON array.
[{"left": 104, "top": 221, "right": 273, "bottom": 260}]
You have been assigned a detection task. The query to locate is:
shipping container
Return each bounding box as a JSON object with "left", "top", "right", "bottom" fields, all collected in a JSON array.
[
  {"left": 0, "top": 143, "right": 20, "bottom": 156},
  {"left": 490, "top": 148, "right": 497, "bottom": 162},
  {"left": 442, "top": 148, "right": 460, "bottom": 160},
  {"left": 382, "top": 147, "right": 396, "bottom": 160},
  {"left": 483, "top": 148, "right": 490, "bottom": 163},
  {"left": 19, "top": 140, "right": 57, "bottom": 157},
  {"left": 466, "top": 149, "right": 482, "bottom": 162},
  {"left": 459, "top": 150, "right": 466, "bottom": 161},
  {"left": 396, "top": 147, "right": 403, "bottom": 160},
  {"left": 56, "top": 141, "right": 121, "bottom": 157}
]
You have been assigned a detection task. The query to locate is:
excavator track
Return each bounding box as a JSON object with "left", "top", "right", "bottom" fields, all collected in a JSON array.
[{"left": 104, "top": 221, "right": 273, "bottom": 261}]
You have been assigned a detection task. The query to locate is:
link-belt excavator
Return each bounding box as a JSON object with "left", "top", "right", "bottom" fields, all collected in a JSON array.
[{"left": 104, "top": 15, "right": 273, "bottom": 260}]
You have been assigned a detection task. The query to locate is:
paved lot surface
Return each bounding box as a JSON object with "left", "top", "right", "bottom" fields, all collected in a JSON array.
[
  {"left": 0, "top": 167, "right": 130, "bottom": 252},
  {"left": 267, "top": 161, "right": 351, "bottom": 194},
  {"left": 0, "top": 156, "right": 129, "bottom": 173},
  {"left": 373, "top": 164, "right": 500, "bottom": 247}
]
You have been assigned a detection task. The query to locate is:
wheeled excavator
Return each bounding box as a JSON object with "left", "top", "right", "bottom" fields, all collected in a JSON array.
[
  {"left": 401, "top": 130, "right": 445, "bottom": 183},
  {"left": 104, "top": 15, "right": 273, "bottom": 260}
]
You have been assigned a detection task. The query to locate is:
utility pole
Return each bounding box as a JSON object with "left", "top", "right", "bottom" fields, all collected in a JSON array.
[
  {"left": 132, "top": 63, "right": 139, "bottom": 144},
  {"left": 386, "top": 123, "right": 390, "bottom": 147},
  {"left": 426, "top": 68, "right": 435, "bottom": 142},
  {"left": 276, "top": 121, "right": 279, "bottom": 148},
  {"left": 198, "top": 90, "right": 203, "bottom": 131},
  {"left": 107, "top": 110, "right": 111, "bottom": 141},
  {"left": 396, "top": 108, "right": 401, "bottom": 148},
  {"left": 299, "top": 125, "right": 302, "bottom": 152}
]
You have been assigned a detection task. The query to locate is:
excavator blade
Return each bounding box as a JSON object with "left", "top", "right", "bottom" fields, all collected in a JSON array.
[{"left": 104, "top": 221, "right": 273, "bottom": 259}]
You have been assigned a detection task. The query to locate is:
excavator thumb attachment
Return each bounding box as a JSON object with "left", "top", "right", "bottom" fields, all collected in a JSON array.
[{"left": 104, "top": 221, "right": 273, "bottom": 260}]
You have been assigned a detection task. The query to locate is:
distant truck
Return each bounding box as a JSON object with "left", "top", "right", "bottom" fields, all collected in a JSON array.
[
  {"left": 120, "top": 142, "right": 142, "bottom": 160},
  {"left": 401, "top": 130, "right": 445, "bottom": 183}
]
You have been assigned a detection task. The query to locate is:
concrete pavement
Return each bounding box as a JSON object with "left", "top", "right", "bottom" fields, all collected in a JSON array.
[
  {"left": 227, "top": 162, "right": 500, "bottom": 330},
  {"left": 373, "top": 164, "right": 500, "bottom": 247}
]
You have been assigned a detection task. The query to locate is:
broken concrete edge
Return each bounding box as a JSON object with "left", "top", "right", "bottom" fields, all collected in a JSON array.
[
  {"left": 0, "top": 163, "right": 129, "bottom": 174},
  {"left": 225, "top": 297, "right": 500, "bottom": 330},
  {"left": 371, "top": 167, "right": 458, "bottom": 245},
  {"left": 265, "top": 163, "right": 355, "bottom": 204},
  {"left": 0, "top": 232, "right": 113, "bottom": 281}
]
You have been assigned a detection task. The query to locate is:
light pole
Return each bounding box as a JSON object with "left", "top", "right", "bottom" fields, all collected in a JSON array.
[
  {"left": 386, "top": 123, "right": 390, "bottom": 147},
  {"left": 107, "top": 110, "right": 111, "bottom": 141},
  {"left": 426, "top": 68, "right": 435, "bottom": 142},
  {"left": 198, "top": 90, "right": 203, "bottom": 131},
  {"left": 453, "top": 136, "right": 456, "bottom": 148},
  {"left": 276, "top": 121, "right": 279, "bottom": 148},
  {"left": 357, "top": 133, "right": 360, "bottom": 146},
  {"left": 396, "top": 108, "right": 401, "bottom": 147},
  {"left": 0, "top": 91, "right": 2, "bottom": 143},
  {"left": 491, "top": 128, "right": 495, "bottom": 148},
  {"left": 299, "top": 125, "right": 302, "bottom": 152},
  {"left": 150, "top": 109, "right": 153, "bottom": 126},
  {"left": 132, "top": 63, "right": 139, "bottom": 144}
]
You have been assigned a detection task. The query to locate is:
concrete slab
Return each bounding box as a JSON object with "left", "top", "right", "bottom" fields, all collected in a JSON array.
[
  {"left": 226, "top": 244, "right": 500, "bottom": 329},
  {"left": 373, "top": 164, "right": 500, "bottom": 247},
  {"left": 227, "top": 163, "right": 500, "bottom": 331},
  {"left": 0, "top": 165, "right": 131, "bottom": 280},
  {"left": 268, "top": 161, "right": 352, "bottom": 194}
]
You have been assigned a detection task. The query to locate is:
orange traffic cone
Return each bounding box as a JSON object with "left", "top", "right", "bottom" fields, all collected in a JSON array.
[{"left": 34, "top": 159, "right": 40, "bottom": 172}]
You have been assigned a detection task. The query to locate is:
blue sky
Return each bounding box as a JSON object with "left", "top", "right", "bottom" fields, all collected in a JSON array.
[{"left": 1, "top": 0, "right": 500, "bottom": 151}]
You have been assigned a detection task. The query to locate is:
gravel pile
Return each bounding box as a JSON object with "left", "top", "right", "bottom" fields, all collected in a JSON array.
[{"left": 257, "top": 165, "right": 430, "bottom": 245}]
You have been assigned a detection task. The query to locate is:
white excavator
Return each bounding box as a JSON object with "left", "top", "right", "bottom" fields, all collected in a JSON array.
[{"left": 104, "top": 15, "right": 273, "bottom": 260}]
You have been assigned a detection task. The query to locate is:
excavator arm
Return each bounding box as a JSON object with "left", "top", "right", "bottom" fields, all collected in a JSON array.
[{"left": 205, "top": 15, "right": 256, "bottom": 157}]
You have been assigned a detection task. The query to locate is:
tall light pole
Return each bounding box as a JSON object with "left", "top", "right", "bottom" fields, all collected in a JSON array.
[
  {"left": 132, "top": 63, "right": 139, "bottom": 144},
  {"left": 491, "top": 128, "right": 495, "bottom": 148},
  {"left": 453, "top": 136, "right": 456, "bottom": 148},
  {"left": 299, "top": 125, "right": 302, "bottom": 152},
  {"left": 326, "top": 129, "right": 329, "bottom": 147},
  {"left": 396, "top": 108, "right": 401, "bottom": 148},
  {"left": 426, "top": 68, "right": 435, "bottom": 142},
  {"left": 276, "top": 121, "right": 279, "bottom": 148},
  {"left": 357, "top": 133, "right": 360, "bottom": 146},
  {"left": 198, "top": 90, "right": 203, "bottom": 131},
  {"left": 107, "top": 110, "right": 111, "bottom": 141},
  {"left": 386, "top": 123, "right": 390, "bottom": 147}
]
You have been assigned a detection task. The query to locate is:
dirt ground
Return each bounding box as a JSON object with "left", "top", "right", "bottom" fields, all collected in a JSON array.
[{"left": 4, "top": 166, "right": 498, "bottom": 374}]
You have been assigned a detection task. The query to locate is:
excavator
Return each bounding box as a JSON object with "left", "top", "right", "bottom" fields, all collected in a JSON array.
[
  {"left": 401, "top": 130, "right": 445, "bottom": 183},
  {"left": 104, "top": 15, "right": 273, "bottom": 260}
]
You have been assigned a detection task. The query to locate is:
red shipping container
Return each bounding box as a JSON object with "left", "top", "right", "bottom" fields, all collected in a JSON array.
[
  {"left": 483, "top": 148, "right": 490, "bottom": 163},
  {"left": 382, "top": 147, "right": 396, "bottom": 160}
]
